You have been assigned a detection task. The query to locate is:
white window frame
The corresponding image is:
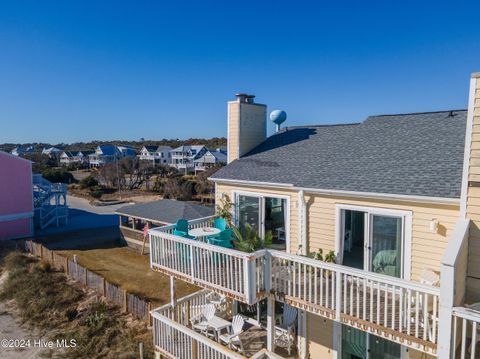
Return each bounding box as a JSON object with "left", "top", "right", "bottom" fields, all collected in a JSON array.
[
  {"left": 233, "top": 190, "right": 291, "bottom": 253},
  {"left": 335, "top": 203, "right": 412, "bottom": 281}
]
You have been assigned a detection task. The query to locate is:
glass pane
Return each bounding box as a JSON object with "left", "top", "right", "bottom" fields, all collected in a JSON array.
[
  {"left": 342, "top": 210, "right": 365, "bottom": 270},
  {"left": 369, "top": 334, "right": 401, "bottom": 359},
  {"left": 237, "top": 195, "right": 260, "bottom": 235},
  {"left": 264, "top": 197, "right": 286, "bottom": 248},
  {"left": 371, "top": 215, "right": 402, "bottom": 278},
  {"left": 342, "top": 326, "right": 367, "bottom": 359}
]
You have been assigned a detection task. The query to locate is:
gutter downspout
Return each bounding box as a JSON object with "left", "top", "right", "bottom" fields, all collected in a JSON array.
[
  {"left": 297, "top": 190, "right": 308, "bottom": 359},
  {"left": 297, "top": 190, "right": 307, "bottom": 255}
]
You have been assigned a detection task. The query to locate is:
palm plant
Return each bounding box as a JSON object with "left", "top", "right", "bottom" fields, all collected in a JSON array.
[
  {"left": 232, "top": 224, "right": 272, "bottom": 253},
  {"left": 216, "top": 195, "right": 233, "bottom": 227}
]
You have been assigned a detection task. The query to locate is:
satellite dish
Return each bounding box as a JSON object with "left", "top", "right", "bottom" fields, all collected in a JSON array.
[{"left": 270, "top": 110, "right": 287, "bottom": 132}]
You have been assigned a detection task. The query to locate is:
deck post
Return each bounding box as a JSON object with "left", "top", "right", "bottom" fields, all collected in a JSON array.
[
  {"left": 267, "top": 296, "right": 276, "bottom": 351},
  {"left": 170, "top": 276, "right": 177, "bottom": 308},
  {"left": 437, "top": 218, "right": 470, "bottom": 359},
  {"left": 266, "top": 252, "right": 275, "bottom": 351},
  {"left": 335, "top": 271, "right": 342, "bottom": 321}
]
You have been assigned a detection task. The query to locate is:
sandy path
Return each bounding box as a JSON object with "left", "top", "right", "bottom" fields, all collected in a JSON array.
[{"left": 0, "top": 273, "right": 44, "bottom": 359}]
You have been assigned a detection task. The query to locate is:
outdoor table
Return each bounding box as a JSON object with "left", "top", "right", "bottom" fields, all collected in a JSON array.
[
  {"left": 207, "top": 315, "right": 232, "bottom": 342},
  {"left": 189, "top": 227, "right": 221, "bottom": 241}
]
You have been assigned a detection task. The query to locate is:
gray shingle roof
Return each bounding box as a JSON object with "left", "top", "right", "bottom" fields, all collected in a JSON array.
[
  {"left": 116, "top": 199, "right": 214, "bottom": 224},
  {"left": 211, "top": 110, "right": 467, "bottom": 198}
]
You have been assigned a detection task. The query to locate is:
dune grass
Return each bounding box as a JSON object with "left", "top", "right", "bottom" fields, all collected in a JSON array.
[{"left": 0, "top": 252, "right": 154, "bottom": 359}]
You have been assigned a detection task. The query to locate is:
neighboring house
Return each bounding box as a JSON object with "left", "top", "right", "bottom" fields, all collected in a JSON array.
[
  {"left": 170, "top": 145, "right": 207, "bottom": 172},
  {"left": 10, "top": 145, "right": 34, "bottom": 156},
  {"left": 116, "top": 199, "right": 214, "bottom": 251},
  {"left": 41, "top": 146, "right": 62, "bottom": 157},
  {"left": 59, "top": 151, "right": 76, "bottom": 165},
  {"left": 148, "top": 76, "right": 480, "bottom": 359},
  {"left": 0, "top": 151, "right": 33, "bottom": 240},
  {"left": 138, "top": 145, "right": 172, "bottom": 164},
  {"left": 193, "top": 148, "right": 227, "bottom": 173},
  {"left": 59, "top": 150, "right": 95, "bottom": 166},
  {"left": 88, "top": 145, "right": 136, "bottom": 168}
]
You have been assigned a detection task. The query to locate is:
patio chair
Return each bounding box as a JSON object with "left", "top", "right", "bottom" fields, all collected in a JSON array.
[
  {"left": 206, "top": 292, "right": 227, "bottom": 312},
  {"left": 208, "top": 228, "right": 233, "bottom": 248},
  {"left": 275, "top": 305, "right": 297, "bottom": 355},
  {"left": 190, "top": 303, "right": 216, "bottom": 338},
  {"left": 218, "top": 315, "right": 245, "bottom": 353},
  {"left": 174, "top": 219, "right": 196, "bottom": 240},
  {"left": 213, "top": 217, "right": 227, "bottom": 231}
]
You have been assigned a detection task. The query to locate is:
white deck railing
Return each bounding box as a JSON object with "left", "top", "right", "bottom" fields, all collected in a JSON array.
[
  {"left": 152, "top": 290, "right": 282, "bottom": 359},
  {"left": 149, "top": 217, "right": 442, "bottom": 353},
  {"left": 269, "top": 250, "right": 440, "bottom": 353},
  {"left": 149, "top": 217, "right": 267, "bottom": 304},
  {"left": 152, "top": 311, "right": 245, "bottom": 359},
  {"left": 451, "top": 307, "right": 480, "bottom": 359}
]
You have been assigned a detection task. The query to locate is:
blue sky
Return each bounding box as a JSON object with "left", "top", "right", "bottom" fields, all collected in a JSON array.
[{"left": 1, "top": 1, "right": 479, "bottom": 143}]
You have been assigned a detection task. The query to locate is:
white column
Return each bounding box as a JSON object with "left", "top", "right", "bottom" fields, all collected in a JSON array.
[
  {"left": 267, "top": 296, "right": 276, "bottom": 351},
  {"left": 170, "top": 276, "right": 177, "bottom": 307}
]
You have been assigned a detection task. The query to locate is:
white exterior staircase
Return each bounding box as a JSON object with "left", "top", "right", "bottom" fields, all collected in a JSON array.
[{"left": 33, "top": 174, "right": 68, "bottom": 229}]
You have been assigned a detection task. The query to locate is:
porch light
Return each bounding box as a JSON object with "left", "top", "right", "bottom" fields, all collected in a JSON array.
[{"left": 430, "top": 218, "right": 439, "bottom": 233}]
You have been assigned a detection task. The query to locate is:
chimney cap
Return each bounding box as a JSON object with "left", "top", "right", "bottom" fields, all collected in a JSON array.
[{"left": 235, "top": 93, "right": 255, "bottom": 103}]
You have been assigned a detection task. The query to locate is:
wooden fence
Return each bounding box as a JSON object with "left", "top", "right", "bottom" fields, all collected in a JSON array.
[{"left": 24, "top": 240, "right": 151, "bottom": 323}]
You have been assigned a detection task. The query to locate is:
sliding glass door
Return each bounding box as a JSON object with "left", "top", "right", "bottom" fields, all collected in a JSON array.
[
  {"left": 235, "top": 193, "right": 288, "bottom": 251},
  {"left": 339, "top": 206, "right": 409, "bottom": 359}
]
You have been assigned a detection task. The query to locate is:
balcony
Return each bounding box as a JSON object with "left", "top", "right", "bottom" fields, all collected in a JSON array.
[
  {"left": 149, "top": 217, "right": 267, "bottom": 304},
  {"left": 149, "top": 218, "right": 441, "bottom": 354},
  {"left": 152, "top": 290, "right": 289, "bottom": 358}
]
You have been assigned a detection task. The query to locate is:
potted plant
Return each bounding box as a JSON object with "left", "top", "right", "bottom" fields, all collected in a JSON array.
[{"left": 232, "top": 224, "right": 272, "bottom": 253}]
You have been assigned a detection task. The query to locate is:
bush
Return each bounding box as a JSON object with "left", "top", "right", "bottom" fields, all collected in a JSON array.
[
  {"left": 79, "top": 175, "right": 98, "bottom": 189},
  {"left": 89, "top": 187, "right": 103, "bottom": 199},
  {"left": 42, "top": 168, "right": 76, "bottom": 184}
]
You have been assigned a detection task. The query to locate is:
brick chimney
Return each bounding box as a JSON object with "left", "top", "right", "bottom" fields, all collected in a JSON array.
[{"left": 227, "top": 93, "right": 267, "bottom": 163}]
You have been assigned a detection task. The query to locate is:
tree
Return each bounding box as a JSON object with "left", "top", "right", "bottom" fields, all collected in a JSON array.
[
  {"left": 195, "top": 164, "right": 223, "bottom": 195},
  {"left": 79, "top": 175, "right": 98, "bottom": 189},
  {"left": 41, "top": 168, "right": 76, "bottom": 184},
  {"left": 163, "top": 175, "right": 195, "bottom": 200}
]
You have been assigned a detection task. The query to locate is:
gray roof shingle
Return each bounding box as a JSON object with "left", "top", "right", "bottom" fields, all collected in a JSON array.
[
  {"left": 211, "top": 110, "right": 467, "bottom": 198},
  {"left": 116, "top": 199, "right": 214, "bottom": 224}
]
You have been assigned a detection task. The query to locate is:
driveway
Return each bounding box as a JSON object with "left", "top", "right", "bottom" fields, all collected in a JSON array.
[{"left": 36, "top": 196, "right": 133, "bottom": 250}]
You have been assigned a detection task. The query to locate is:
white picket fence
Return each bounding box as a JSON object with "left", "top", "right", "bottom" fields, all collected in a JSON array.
[{"left": 451, "top": 307, "right": 480, "bottom": 359}]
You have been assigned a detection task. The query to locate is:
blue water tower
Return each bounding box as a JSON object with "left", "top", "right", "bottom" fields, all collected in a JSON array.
[{"left": 270, "top": 109, "right": 287, "bottom": 132}]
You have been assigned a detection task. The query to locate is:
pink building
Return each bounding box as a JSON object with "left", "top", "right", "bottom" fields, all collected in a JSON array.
[{"left": 0, "top": 151, "right": 33, "bottom": 240}]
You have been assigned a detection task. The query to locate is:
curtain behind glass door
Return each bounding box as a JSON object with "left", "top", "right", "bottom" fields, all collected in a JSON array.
[{"left": 370, "top": 215, "right": 402, "bottom": 278}]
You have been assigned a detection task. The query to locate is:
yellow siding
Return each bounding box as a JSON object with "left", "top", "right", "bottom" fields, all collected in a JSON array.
[
  {"left": 216, "top": 183, "right": 459, "bottom": 281},
  {"left": 307, "top": 314, "right": 335, "bottom": 358},
  {"left": 238, "top": 102, "right": 267, "bottom": 157},
  {"left": 466, "top": 75, "right": 480, "bottom": 299},
  {"left": 227, "top": 101, "right": 240, "bottom": 163}
]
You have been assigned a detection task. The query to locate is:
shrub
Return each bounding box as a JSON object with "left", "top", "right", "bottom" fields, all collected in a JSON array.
[
  {"left": 79, "top": 175, "right": 98, "bottom": 189},
  {"left": 89, "top": 187, "right": 103, "bottom": 199},
  {"left": 42, "top": 168, "right": 76, "bottom": 184}
]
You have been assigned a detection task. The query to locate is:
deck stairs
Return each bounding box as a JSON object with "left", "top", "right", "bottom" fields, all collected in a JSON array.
[{"left": 33, "top": 174, "right": 68, "bottom": 229}]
